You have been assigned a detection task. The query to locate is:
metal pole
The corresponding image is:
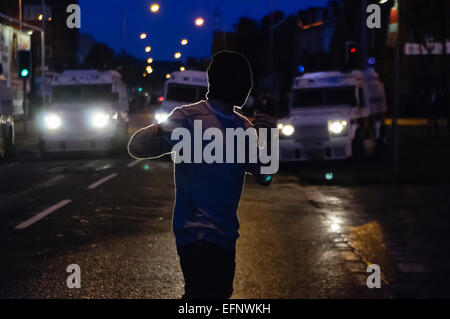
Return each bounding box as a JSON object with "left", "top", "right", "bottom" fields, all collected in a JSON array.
[
  {"left": 19, "top": 0, "right": 22, "bottom": 30},
  {"left": 269, "top": 0, "right": 274, "bottom": 97},
  {"left": 41, "top": 0, "right": 46, "bottom": 108},
  {"left": 23, "top": 78, "right": 27, "bottom": 133},
  {"left": 361, "top": 0, "right": 368, "bottom": 69},
  {"left": 392, "top": 30, "right": 400, "bottom": 175}
]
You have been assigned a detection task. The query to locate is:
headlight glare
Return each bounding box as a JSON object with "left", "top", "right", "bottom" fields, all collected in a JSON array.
[
  {"left": 155, "top": 112, "right": 169, "bottom": 123},
  {"left": 328, "top": 120, "right": 348, "bottom": 135},
  {"left": 281, "top": 124, "right": 295, "bottom": 136},
  {"left": 44, "top": 114, "right": 62, "bottom": 130},
  {"left": 91, "top": 112, "right": 110, "bottom": 129}
]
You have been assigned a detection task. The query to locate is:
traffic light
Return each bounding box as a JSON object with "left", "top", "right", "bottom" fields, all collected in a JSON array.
[
  {"left": 345, "top": 41, "right": 359, "bottom": 69},
  {"left": 18, "top": 50, "right": 32, "bottom": 79}
]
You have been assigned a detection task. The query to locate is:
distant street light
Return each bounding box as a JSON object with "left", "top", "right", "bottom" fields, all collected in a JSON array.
[
  {"left": 146, "top": 66, "right": 153, "bottom": 74},
  {"left": 38, "top": 14, "right": 43, "bottom": 21},
  {"left": 179, "top": 66, "right": 186, "bottom": 71},
  {"left": 150, "top": 3, "right": 160, "bottom": 13},
  {"left": 174, "top": 52, "right": 181, "bottom": 59},
  {"left": 147, "top": 58, "right": 153, "bottom": 64},
  {"left": 165, "top": 73, "right": 171, "bottom": 79},
  {"left": 140, "top": 33, "right": 147, "bottom": 39},
  {"left": 145, "top": 46, "right": 152, "bottom": 52},
  {"left": 195, "top": 17, "right": 204, "bottom": 27},
  {"left": 181, "top": 38, "right": 188, "bottom": 46}
]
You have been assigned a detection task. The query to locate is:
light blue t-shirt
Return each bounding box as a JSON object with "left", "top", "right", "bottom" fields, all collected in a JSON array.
[{"left": 164, "top": 101, "right": 248, "bottom": 250}]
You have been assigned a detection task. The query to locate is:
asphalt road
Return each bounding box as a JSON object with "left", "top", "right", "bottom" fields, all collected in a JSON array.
[{"left": 0, "top": 115, "right": 449, "bottom": 299}]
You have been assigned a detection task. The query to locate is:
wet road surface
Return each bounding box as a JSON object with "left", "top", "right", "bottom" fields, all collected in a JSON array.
[{"left": 1, "top": 116, "right": 449, "bottom": 298}]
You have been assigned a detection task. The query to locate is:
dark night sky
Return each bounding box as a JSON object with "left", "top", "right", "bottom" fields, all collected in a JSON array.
[{"left": 79, "top": 0, "right": 329, "bottom": 61}]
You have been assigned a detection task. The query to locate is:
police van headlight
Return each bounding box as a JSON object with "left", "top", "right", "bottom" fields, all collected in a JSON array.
[
  {"left": 43, "top": 113, "right": 62, "bottom": 130},
  {"left": 90, "top": 111, "right": 110, "bottom": 129},
  {"left": 279, "top": 124, "right": 295, "bottom": 136},
  {"left": 155, "top": 112, "right": 169, "bottom": 123},
  {"left": 328, "top": 120, "right": 348, "bottom": 135}
]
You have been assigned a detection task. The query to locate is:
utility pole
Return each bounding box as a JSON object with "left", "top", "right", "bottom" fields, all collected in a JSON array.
[
  {"left": 361, "top": 0, "right": 368, "bottom": 69},
  {"left": 41, "top": 0, "right": 46, "bottom": 108},
  {"left": 269, "top": 0, "right": 274, "bottom": 98}
]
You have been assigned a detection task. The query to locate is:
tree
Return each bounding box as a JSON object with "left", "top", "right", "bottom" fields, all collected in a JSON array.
[{"left": 82, "top": 42, "right": 116, "bottom": 70}]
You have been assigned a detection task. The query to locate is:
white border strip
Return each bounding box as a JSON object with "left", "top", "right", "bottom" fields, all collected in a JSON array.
[
  {"left": 87, "top": 173, "right": 118, "bottom": 190},
  {"left": 127, "top": 159, "right": 142, "bottom": 168},
  {"left": 15, "top": 199, "right": 72, "bottom": 230}
]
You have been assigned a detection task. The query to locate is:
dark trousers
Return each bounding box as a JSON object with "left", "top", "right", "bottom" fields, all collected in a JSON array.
[{"left": 177, "top": 240, "right": 236, "bottom": 299}]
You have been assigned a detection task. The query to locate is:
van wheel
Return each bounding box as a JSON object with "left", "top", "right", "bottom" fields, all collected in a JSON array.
[
  {"left": 375, "top": 124, "right": 387, "bottom": 158},
  {"left": 352, "top": 128, "right": 366, "bottom": 160},
  {"left": 4, "top": 128, "right": 16, "bottom": 158},
  {"left": 0, "top": 137, "right": 5, "bottom": 159},
  {"left": 39, "top": 138, "right": 49, "bottom": 160}
]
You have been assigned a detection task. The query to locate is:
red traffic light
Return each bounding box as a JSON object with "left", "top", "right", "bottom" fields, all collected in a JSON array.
[{"left": 349, "top": 47, "right": 357, "bottom": 54}]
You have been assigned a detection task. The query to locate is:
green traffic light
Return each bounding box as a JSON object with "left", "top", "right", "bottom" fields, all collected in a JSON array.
[
  {"left": 138, "top": 87, "right": 143, "bottom": 92},
  {"left": 20, "top": 69, "right": 29, "bottom": 78},
  {"left": 265, "top": 175, "right": 272, "bottom": 182}
]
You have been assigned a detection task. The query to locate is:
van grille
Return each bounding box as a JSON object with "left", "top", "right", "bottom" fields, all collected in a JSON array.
[{"left": 295, "top": 125, "right": 329, "bottom": 141}]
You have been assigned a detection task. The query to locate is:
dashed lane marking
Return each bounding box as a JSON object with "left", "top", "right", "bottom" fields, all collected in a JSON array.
[
  {"left": 127, "top": 159, "right": 142, "bottom": 168},
  {"left": 87, "top": 173, "right": 118, "bottom": 190},
  {"left": 15, "top": 199, "right": 72, "bottom": 230}
]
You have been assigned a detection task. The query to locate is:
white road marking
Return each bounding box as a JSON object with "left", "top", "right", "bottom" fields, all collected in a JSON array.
[
  {"left": 127, "top": 159, "right": 142, "bottom": 168},
  {"left": 87, "top": 173, "right": 118, "bottom": 190},
  {"left": 15, "top": 199, "right": 72, "bottom": 230}
]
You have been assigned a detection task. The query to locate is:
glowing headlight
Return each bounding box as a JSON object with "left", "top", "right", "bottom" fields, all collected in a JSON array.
[
  {"left": 91, "top": 112, "right": 110, "bottom": 129},
  {"left": 44, "top": 114, "right": 62, "bottom": 130},
  {"left": 155, "top": 112, "right": 169, "bottom": 123},
  {"left": 277, "top": 123, "right": 284, "bottom": 130},
  {"left": 328, "top": 120, "right": 348, "bottom": 135},
  {"left": 281, "top": 124, "right": 295, "bottom": 136}
]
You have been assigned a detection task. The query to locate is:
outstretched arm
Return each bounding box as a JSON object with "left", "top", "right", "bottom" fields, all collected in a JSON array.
[
  {"left": 127, "top": 124, "right": 172, "bottom": 159},
  {"left": 128, "top": 108, "right": 185, "bottom": 159}
]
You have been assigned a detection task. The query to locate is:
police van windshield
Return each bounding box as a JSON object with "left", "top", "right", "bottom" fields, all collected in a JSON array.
[
  {"left": 166, "top": 83, "right": 207, "bottom": 103},
  {"left": 293, "top": 86, "right": 357, "bottom": 107},
  {"left": 52, "top": 84, "right": 113, "bottom": 103}
]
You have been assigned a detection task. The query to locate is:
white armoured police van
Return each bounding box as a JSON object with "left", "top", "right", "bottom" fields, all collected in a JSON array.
[
  {"left": 154, "top": 70, "right": 208, "bottom": 123},
  {"left": 278, "top": 69, "right": 386, "bottom": 161},
  {"left": 39, "top": 70, "right": 129, "bottom": 156}
]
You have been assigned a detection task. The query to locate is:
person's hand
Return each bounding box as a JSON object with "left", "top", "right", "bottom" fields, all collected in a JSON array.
[{"left": 250, "top": 112, "right": 277, "bottom": 130}]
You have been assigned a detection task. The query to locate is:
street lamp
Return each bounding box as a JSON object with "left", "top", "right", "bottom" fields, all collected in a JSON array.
[
  {"left": 147, "top": 58, "right": 153, "bottom": 64},
  {"left": 165, "top": 73, "right": 171, "bottom": 79},
  {"left": 150, "top": 3, "right": 160, "bottom": 13},
  {"left": 38, "top": 14, "right": 43, "bottom": 21},
  {"left": 174, "top": 52, "right": 181, "bottom": 59},
  {"left": 140, "top": 33, "right": 147, "bottom": 39},
  {"left": 195, "top": 17, "right": 204, "bottom": 27},
  {"left": 179, "top": 66, "right": 186, "bottom": 71},
  {"left": 181, "top": 38, "right": 188, "bottom": 46},
  {"left": 145, "top": 46, "right": 152, "bottom": 53},
  {"left": 146, "top": 66, "right": 153, "bottom": 74}
]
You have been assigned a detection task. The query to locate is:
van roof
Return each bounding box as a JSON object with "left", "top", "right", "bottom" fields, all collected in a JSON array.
[
  {"left": 167, "top": 70, "right": 208, "bottom": 86},
  {"left": 293, "top": 69, "right": 380, "bottom": 89},
  {"left": 52, "top": 70, "right": 121, "bottom": 86}
]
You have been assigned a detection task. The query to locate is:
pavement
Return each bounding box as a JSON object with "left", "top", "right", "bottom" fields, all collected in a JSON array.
[{"left": 0, "top": 111, "right": 449, "bottom": 298}]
